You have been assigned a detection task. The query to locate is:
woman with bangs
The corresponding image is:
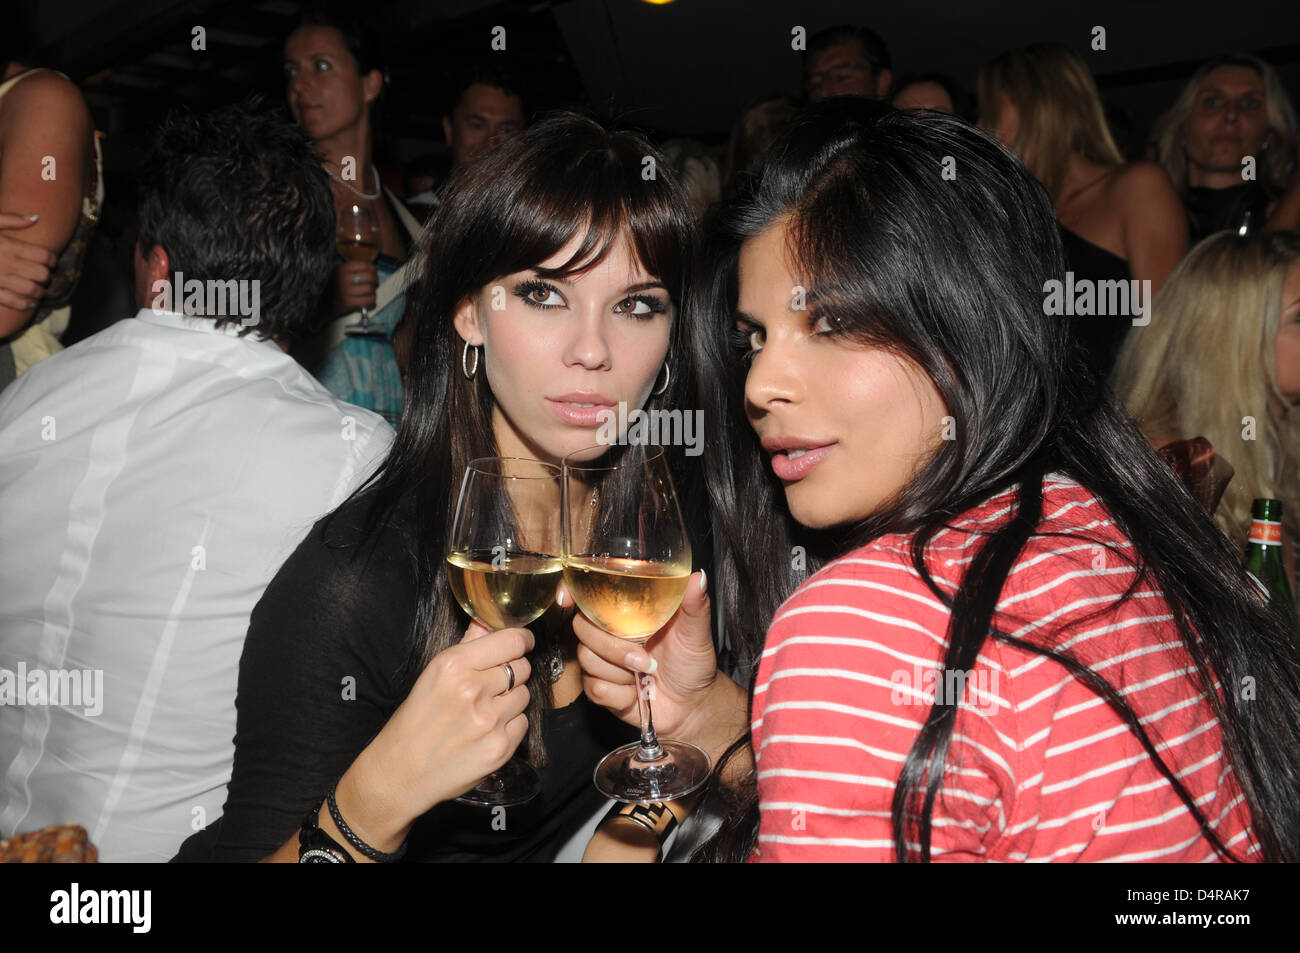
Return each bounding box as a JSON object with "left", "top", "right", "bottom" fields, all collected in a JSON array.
[
  {"left": 572, "top": 99, "right": 1300, "bottom": 863},
  {"left": 173, "top": 112, "right": 702, "bottom": 863}
]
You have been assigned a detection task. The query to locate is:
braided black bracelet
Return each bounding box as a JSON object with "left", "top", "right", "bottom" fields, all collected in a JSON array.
[{"left": 325, "top": 780, "right": 408, "bottom": 862}]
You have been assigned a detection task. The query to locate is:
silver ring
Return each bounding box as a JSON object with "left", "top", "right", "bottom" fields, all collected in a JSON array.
[
  {"left": 502, "top": 662, "right": 515, "bottom": 694},
  {"left": 352, "top": 273, "right": 363, "bottom": 285}
]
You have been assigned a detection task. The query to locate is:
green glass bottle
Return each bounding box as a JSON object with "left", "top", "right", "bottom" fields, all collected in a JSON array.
[{"left": 1245, "top": 499, "right": 1298, "bottom": 637}]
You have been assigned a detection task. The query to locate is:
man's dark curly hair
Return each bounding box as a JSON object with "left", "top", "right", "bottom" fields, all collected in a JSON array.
[{"left": 135, "top": 98, "right": 335, "bottom": 341}]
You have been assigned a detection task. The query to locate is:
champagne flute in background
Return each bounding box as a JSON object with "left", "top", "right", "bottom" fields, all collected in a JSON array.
[
  {"left": 337, "top": 202, "right": 384, "bottom": 337},
  {"left": 446, "top": 457, "right": 563, "bottom": 806},
  {"left": 561, "top": 443, "right": 710, "bottom": 802}
]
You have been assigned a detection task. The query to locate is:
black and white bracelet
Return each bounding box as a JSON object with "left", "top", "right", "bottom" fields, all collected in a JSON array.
[{"left": 298, "top": 805, "right": 353, "bottom": 863}]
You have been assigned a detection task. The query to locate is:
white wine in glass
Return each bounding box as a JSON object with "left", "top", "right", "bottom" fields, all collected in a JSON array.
[
  {"left": 336, "top": 236, "right": 380, "bottom": 264},
  {"left": 446, "top": 550, "right": 562, "bottom": 631},
  {"left": 561, "top": 443, "right": 710, "bottom": 804},
  {"left": 560, "top": 556, "right": 690, "bottom": 640},
  {"left": 337, "top": 202, "right": 384, "bottom": 337},
  {"left": 446, "top": 457, "right": 562, "bottom": 807}
]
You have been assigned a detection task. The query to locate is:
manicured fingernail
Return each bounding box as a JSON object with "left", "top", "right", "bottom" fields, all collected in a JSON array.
[
  {"left": 26, "top": 214, "right": 38, "bottom": 221},
  {"left": 625, "top": 652, "right": 657, "bottom": 675},
  {"left": 698, "top": 569, "right": 707, "bottom": 596},
  {"left": 556, "top": 587, "right": 568, "bottom": 608}
]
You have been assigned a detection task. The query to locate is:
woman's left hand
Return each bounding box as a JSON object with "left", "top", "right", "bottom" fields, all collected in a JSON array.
[{"left": 0, "top": 212, "right": 55, "bottom": 327}]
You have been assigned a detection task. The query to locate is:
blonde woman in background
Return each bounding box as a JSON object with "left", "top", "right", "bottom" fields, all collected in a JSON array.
[
  {"left": 1112, "top": 230, "right": 1300, "bottom": 592},
  {"left": 1152, "top": 53, "right": 1300, "bottom": 242},
  {"left": 979, "top": 43, "right": 1188, "bottom": 376}
]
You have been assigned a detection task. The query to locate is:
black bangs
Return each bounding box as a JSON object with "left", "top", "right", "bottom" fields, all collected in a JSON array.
[{"left": 444, "top": 116, "right": 691, "bottom": 301}]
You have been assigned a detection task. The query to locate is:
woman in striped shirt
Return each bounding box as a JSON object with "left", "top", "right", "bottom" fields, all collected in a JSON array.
[{"left": 572, "top": 98, "right": 1300, "bottom": 863}]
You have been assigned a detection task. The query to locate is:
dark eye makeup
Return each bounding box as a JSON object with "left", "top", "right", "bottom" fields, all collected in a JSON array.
[
  {"left": 512, "top": 278, "right": 667, "bottom": 319},
  {"left": 731, "top": 308, "right": 850, "bottom": 362}
]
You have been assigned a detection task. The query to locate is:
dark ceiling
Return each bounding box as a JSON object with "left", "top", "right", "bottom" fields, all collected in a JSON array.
[{"left": 23, "top": 0, "right": 1300, "bottom": 159}]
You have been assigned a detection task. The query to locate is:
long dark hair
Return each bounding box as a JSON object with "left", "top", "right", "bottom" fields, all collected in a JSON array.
[
  {"left": 346, "top": 112, "right": 697, "bottom": 765},
  {"left": 692, "top": 98, "right": 1300, "bottom": 862}
]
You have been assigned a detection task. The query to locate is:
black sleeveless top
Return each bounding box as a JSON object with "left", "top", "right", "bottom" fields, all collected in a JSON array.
[
  {"left": 1058, "top": 225, "right": 1133, "bottom": 380},
  {"left": 1184, "top": 183, "right": 1271, "bottom": 243}
]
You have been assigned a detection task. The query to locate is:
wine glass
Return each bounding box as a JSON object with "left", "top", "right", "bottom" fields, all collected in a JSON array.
[
  {"left": 561, "top": 443, "right": 710, "bottom": 803},
  {"left": 336, "top": 203, "right": 384, "bottom": 337},
  {"left": 446, "top": 457, "right": 563, "bottom": 806}
]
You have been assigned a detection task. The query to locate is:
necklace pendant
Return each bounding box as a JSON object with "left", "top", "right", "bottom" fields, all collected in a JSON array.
[{"left": 545, "top": 648, "right": 565, "bottom": 683}]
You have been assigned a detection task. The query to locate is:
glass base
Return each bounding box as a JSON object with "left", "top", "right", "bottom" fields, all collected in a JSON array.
[
  {"left": 594, "top": 739, "right": 711, "bottom": 804},
  {"left": 454, "top": 758, "right": 541, "bottom": 807},
  {"left": 343, "top": 322, "right": 386, "bottom": 338}
]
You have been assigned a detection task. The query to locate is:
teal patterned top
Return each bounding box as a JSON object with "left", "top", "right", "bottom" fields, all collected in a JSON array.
[{"left": 312, "top": 254, "right": 405, "bottom": 426}]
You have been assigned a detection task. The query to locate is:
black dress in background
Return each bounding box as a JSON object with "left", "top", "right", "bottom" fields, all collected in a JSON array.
[
  {"left": 1184, "top": 183, "right": 1272, "bottom": 244},
  {"left": 1058, "top": 225, "right": 1134, "bottom": 381}
]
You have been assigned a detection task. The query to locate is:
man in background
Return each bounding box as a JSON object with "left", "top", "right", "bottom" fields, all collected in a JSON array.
[
  {"left": 442, "top": 63, "right": 527, "bottom": 175},
  {"left": 805, "top": 24, "right": 894, "bottom": 103},
  {"left": 0, "top": 101, "right": 393, "bottom": 861}
]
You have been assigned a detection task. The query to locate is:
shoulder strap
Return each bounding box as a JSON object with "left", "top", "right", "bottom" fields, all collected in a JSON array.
[
  {"left": 0, "top": 68, "right": 48, "bottom": 101},
  {"left": 319, "top": 263, "right": 414, "bottom": 354},
  {"left": 386, "top": 186, "right": 423, "bottom": 240}
]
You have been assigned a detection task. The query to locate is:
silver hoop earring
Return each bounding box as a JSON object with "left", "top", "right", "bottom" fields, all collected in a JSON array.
[
  {"left": 652, "top": 361, "right": 671, "bottom": 397},
  {"left": 462, "top": 341, "right": 480, "bottom": 380}
]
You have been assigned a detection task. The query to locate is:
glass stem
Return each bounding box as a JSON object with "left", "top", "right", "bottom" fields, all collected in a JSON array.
[{"left": 634, "top": 670, "right": 666, "bottom": 762}]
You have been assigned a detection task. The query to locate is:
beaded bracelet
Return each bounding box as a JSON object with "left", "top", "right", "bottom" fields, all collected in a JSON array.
[
  {"left": 325, "top": 780, "right": 408, "bottom": 863},
  {"left": 298, "top": 805, "right": 353, "bottom": 863}
]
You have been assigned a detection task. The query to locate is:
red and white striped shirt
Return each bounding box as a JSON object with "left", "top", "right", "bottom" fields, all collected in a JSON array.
[{"left": 751, "top": 474, "right": 1262, "bottom": 862}]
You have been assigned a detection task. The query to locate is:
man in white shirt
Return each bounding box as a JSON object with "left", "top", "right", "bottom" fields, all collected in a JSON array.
[{"left": 0, "top": 102, "right": 395, "bottom": 861}]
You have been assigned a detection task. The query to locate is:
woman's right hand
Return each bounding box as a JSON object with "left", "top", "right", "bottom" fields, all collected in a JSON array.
[
  {"left": 567, "top": 568, "right": 749, "bottom": 785},
  {"left": 337, "top": 623, "right": 533, "bottom": 851},
  {"left": 329, "top": 260, "right": 379, "bottom": 318},
  {"left": 566, "top": 569, "right": 720, "bottom": 739}
]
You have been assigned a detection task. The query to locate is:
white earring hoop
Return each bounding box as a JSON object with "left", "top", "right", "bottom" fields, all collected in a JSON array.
[
  {"left": 652, "top": 361, "right": 671, "bottom": 397},
  {"left": 462, "top": 341, "right": 480, "bottom": 380}
]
